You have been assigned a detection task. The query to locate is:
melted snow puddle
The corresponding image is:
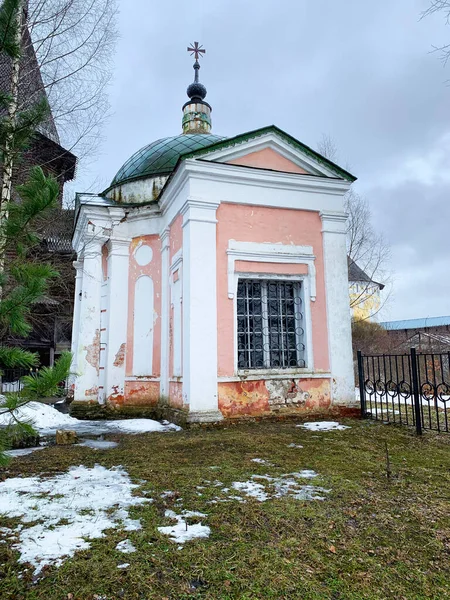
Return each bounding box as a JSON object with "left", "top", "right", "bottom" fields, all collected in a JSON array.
[
  {"left": 78, "top": 439, "right": 119, "bottom": 450},
  {"left": 158, "top": 510, "right": 210, "bottom": 544},
  {"left": 0, "top": 465, "right": 151, "bottom": 575},
  {"left": 4, "top": 446, "right": 46, "bottom": 458},
  {"left": 298, "top": 421, "right": 350, "bottom": 431}
]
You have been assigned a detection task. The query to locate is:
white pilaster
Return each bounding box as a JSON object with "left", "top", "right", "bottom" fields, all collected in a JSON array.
[
  {"left": 160, "top": 228, "right": 170, "bottom": 397},
  {"left": 69, "top": 260, "right": 83, "bottom": 388},
  {"left": 104, "top": 237, "right": 131, "bottom": 402},
  {"left": 181, "top": 198, "right": 223, "bottom": 422},
  {"left": 74, "top": 237, "right": 104, "bottom": 402},
  {"left": 320, "top": 211, "right": 354, "bottom": 405}
]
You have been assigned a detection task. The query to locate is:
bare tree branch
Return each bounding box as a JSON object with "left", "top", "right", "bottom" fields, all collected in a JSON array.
[
  {"left": 20, "top": 0, "right": 119, "bottom": 165},
  {"left": 317, "top": 137, "right": 392, "bottom": 320}
]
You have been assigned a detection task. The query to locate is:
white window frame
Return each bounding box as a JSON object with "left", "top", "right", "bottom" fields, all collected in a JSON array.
[
  {"left": 227, "top": 240, "right": 316, "bottom": 375},
  {"left": 234, "top": 272, "right": 314, "bottom": 374}
]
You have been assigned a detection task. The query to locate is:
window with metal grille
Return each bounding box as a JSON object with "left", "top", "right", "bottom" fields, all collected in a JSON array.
[{"left": 237, "top": 279, "right": 306, "bottom": 370}]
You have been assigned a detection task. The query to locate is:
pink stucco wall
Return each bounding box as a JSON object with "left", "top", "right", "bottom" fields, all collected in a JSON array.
[
  {"left": 126, "top": 235, "right": 162, "bottom": 383},
  {"left": 216, "top": 203, "right": 329, "bottom": 377},
  {"left": 227, "top": 147, "right": 308, "bottom": 174}
]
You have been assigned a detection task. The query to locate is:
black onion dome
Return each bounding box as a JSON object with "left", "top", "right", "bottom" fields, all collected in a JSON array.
[{"left": 187, "top": 81, "right": 207, "bottom": 100}]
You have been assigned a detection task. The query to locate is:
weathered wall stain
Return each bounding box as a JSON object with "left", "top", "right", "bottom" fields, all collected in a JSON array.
[
  {"left": 218, "top": 380, "right": 271, "bottom": 418},
  {"left": 113, "top": 343, "right": 126, "bottom": 367},
  {"left": 84, "top": 385, "right": 98, "bottom": 398},
  {"left": 85, "top": 329, "right": 100, "bottom": 375},
  {"left": 169, "top": 381, "right": 183, "bottom": 409},
  {"left": 218, "top": 378, "right": 331, "bottom": 418},
  {"left": 114, "top": 380, "right": 161, "bottom": 406}
]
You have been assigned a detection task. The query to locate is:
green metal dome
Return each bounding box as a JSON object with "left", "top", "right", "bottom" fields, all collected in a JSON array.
[{"left": 110, "top": 133, "right": 225, "bottom": 187}]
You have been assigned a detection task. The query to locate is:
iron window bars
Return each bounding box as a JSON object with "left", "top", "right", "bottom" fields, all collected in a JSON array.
[{"left": 237, "top": 279, "right": 306, "bottom": 370}]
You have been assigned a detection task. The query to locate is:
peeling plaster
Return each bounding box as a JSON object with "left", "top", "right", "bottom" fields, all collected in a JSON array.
[
  {"left": 85, "top": 386, "right": 99, "bottom": 398},
  {"left": 113, "top": 343, "right": 126, "bottom": 367},
  {"left": 85, "top": 329, "right": 100, "bottom": 375},
  {"left": 218, "top": 378, "right": 331, "bottom": 418},
  {"left": 122, "top": 380, "right": 160, "bottom": 406}
]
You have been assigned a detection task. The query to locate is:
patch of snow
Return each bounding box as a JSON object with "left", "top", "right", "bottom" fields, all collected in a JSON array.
[
  {"left": 160, "top": 490, "right": 175, "bottom": 499},
  {"left": 0, "top": 465, "right": 150, "bottom": 574},
  {"left": 298, "top": 421, "right": 350, "bottom": 431},
  {"left": 158, "top": 509, "right": 210, "bottom": 544},
  {"left": 251, "top": 458, "right": 274, "bottom": 466},
  {"left": 289, "top": 485, "right": 329, "bottom": 501},
  {"left": 0, "top": 401, "right": 78, "bottom": 430},
  {"left": 4, "top": 446, "right": 45, "bottom": 458},
  {"left": 115, "top": 539, "right": 136, "bottom": 554},
  {"left": 290, "top": 470, "right": 318, "bottom": 479},
  {"left": 117, "top": 563, "right": 130, "bottom": 569},
  {"left": 230, "top": 471, "right": 329, "bottom": 503},
  {"left": 287, "top": 443, "right": 303, "bottom": 449},
  {"left": 0, "top": 401, "right": 181, "bottom": 436},
  {"left": 232, "top": 480, "right": 269, "bottom": 502},
  {"left": 78, "top": 439, "right": 118, "bottom": 450},
  {"left": 108, "top": 419, "right": 181, "bottom": 434}
]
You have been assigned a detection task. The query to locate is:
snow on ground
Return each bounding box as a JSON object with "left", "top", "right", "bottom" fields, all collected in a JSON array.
[
  {"left": 157, "top": 510, "right": 210, "bottom": 544},
  {"left": 298, "top": 421, "right": 350, "bottom": 431},
  {"left": 78, "top": 439, "right": 119, "bottom": 450},
  {"left": 0, "top": 401, "right": 78, "bottom": 430},
  {"left": 232, "top": 480, "right": 269, "bottom": 502},
  {"left": 229, "top": 470, "right": 329, "bottom": 503},
  {"left": 0, "top": 465, "right": 151, "bottom": 574},
  {"left": 108, "top": 419, "right": 180, "bottom": 434},
  {"left": 0, "top": 401, "right": 181, "bottom": 436},
  {"left": 287, "top": 443, "right": 304, "bottom": 449},
  {"left": 117, "top": 563, "right": 130, "bottom": 569},
  {"left": 115, "top": 539, "right": 136, "bottom": 554}
]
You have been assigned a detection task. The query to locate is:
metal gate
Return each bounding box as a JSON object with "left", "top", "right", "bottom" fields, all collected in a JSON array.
[{"left": 357, "top": 349, "right": 450, "bottom": 434}]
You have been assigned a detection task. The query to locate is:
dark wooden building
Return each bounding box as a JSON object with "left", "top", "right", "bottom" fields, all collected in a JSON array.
[{"left": 0, "top": 6, "right": 76, "bottom": 369}]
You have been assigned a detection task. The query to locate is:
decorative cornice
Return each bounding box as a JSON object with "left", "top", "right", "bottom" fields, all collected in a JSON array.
[
  {"left": 160, "top": 227, "right": 170, "bottom": 251},
  {"left": 180, "top": 125, "right": 356, "bottom": 182},
  {"left": 320, "top": 211, "right": 348, "bottom": 234},
  {"left": 106, "top": 236, "right": 131, "bottom": 257},
  {"left": 227, "top": 240, "right": 316, "bottom": 301}
]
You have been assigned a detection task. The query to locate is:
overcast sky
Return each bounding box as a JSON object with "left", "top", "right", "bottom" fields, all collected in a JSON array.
[{"left": 72, "top": 0, "right": 450, "bottom": 322}]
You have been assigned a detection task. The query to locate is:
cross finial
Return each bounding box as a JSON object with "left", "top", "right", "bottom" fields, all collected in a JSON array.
[{"left": 187, "top": 42, "right": 205, "bottom": 61}]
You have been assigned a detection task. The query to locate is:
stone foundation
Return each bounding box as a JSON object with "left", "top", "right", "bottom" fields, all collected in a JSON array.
[{"left": 70, "top": 398, "right": 360, "bottom": 428}]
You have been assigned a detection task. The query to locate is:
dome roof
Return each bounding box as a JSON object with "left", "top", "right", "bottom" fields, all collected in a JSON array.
[{"left": 110, "top": 133, "right": 225, "bottom": 187}]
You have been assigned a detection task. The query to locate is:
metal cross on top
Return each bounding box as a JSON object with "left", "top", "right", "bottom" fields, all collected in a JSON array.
[{"left": 187, "top": 42, "right": 205, "bottom": 61}]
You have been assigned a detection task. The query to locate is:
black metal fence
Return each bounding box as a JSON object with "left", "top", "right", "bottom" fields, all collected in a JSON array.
[{"left": 357, "top": 349, "right": 450, "bottom": 434}]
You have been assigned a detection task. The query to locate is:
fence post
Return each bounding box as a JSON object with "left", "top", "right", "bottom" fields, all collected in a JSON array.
[
  {"left": 357, "top": 350, "right": 366, "bottom": 418},
  {"left": 410, "top": 347, "right": 422, "bottom": 436}
]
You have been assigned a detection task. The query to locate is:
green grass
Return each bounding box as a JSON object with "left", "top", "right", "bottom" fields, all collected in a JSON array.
[{"left": 1, "top": 419, "right": 450, "bottom": 599}]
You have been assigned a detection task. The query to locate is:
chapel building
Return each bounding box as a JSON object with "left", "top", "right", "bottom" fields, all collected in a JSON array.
[{"left": 71, "top": 47, "right": 356, "bottom": 423}]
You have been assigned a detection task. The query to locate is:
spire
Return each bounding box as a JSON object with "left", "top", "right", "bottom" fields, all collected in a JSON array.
[{"left": 182, "top": 42, "right": 212, "bottom": 134}]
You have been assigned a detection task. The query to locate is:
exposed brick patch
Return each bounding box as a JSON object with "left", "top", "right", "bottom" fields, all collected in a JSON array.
[
  {"left": 85, "top": 329, "right": 100, "bottom": 374},
  {"left": 113, "top": 343, "right": 126, "bottom": 367}
]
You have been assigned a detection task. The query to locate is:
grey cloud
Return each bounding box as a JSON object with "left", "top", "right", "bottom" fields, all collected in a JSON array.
[{"left": 70, "top": 0, "right": 450, "bottom": 319}]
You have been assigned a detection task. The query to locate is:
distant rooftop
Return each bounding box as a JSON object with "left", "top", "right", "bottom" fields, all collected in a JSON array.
[
  {"left": 381, "top": 316, "right": 450, "bottom": 331},
  {"left": 347, "top": 257, "right": 384, "bottom": 290}
]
